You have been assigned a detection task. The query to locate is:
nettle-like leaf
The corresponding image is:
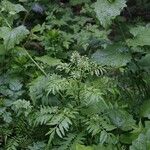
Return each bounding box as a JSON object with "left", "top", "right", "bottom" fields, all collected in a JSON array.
[
  {"left": 91, "top": 43, "right": 131, "bottom": 67},
  {"left": 108, "top": 109, "right": 136, "bottom": 131},
  {"left": 130, "top": 129, "right": 150, "bottom": 150},
  {"left": 0, "top": 76, "right": 24, "bottom": 100},
  {"left": 127, "top": 25, "right": 150, "bottom": 47},
  {"left": 0, "top": 25, "right": 29, "bottom": 50},
  {"left": 73, "top": 25, "right": 110, "bottom": 51},
  {"left": 1, "top": 0, "right": 26, "bottom": 15},
  {"left": 120, "top": 121, "right": 143, "bottom": 144},
  {"left": 94, "top": 0, "right": 126, "bottom": 28},
  {"left": 12, "top": 99, "right": 32, "bottom": 117},
  {"left": 9, "top": 79, "right": 23, "bottom": 92},
  {"left": 0, "top": 107, "right": 12, "bottom": 123},
  {"left": 2, "top": 111, "right": 12, "bottom": 123}
]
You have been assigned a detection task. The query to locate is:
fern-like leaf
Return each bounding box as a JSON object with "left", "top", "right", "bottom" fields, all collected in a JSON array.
[
  {"left": 85, "top": 114, "right": 116, "bottom": 136},
  {"left": 57, "top": 133, "right": 85, "bottom": 150}
]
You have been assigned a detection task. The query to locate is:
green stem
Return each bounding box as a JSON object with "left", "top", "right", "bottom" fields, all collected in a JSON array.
[
  {"left": 0, "top": 13, "right": 11, "bottom": 28},
  {"left": 22, "top": 10, "right": 31, "bottom": 25},
  {"left": 24, "top": 49, "right": 48, "bottom": 77}
]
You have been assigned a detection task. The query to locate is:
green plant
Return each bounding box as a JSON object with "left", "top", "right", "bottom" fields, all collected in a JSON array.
[{"left": 0, "top": 0, "right": 150, "bottom": 149}]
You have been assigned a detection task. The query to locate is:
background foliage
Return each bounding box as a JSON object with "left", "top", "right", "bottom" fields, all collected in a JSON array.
[{"left": 0, "top": 0, "right": 150, "bottom": 149}]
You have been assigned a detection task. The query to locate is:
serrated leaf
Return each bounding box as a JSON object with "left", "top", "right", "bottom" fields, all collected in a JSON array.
[
  {"left": 94, "top": 0, "right": 126, "bottom": 28},
  {"left": 56, "top": 128, "right": 63, "bottom": 138},
  {"left": 91, "top": 44, "right": 131, "bottom": 67},
  {"left": 127, "top": 25, "right": 150, "bottom": 47},
  {"left": 120, "top": 121, "right": 143, "bottom": 144},
  {"left": 108, "top": 109, "right": 136, "bottom": 131},
  {"left": 9, "top": 79, "right": 23, "bottom": 91},
  {"left": 99, "top": 130, "right": 108, "bottom": 144},
  {"left": 0, "top": 25, "right": 29, "bottom": 50},
  {"left": 1, "top": 0, "right": 26, "bottom": 14},
  {"left": 2, "top": 112, "right": 12, "bottom": 123},
  {"left": 36, "top": 55, "right": 61, "bottom": 66},
  {"left": 130, "top": 129, "right": 150, "bottom": 150},
  {"left": 120, "top": 132, "right": 141, "bottom": 144}
]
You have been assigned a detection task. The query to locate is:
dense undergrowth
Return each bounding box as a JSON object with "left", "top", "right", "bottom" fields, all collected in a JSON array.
[{"left": 0, "top": 0, "right": 150, "bottom": 149}]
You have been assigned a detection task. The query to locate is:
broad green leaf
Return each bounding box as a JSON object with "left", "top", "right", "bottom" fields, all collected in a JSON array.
[
  {"left": 140, "top": 99, "right": 150, "bottom": 118},
  {"left": 36, "top": 55, "right": 61, "bottom": 66},
  {"left": 1, "top": 0, "right": 26, "bottom": 15},
  {"left": 127, "top": 25, "right": 150, "bottom": 47},
  {"left": 130, "top": 129, "right": 150, "bottom": 150},
  {"left": 91, "top": 44, "right": 131, "bottom": 67},
  {"left": 0, "top": 25, "right": 29, "bottom": 50},
  {"left": 120, "top": 132, "right": 141, "bottom": 144},
  {"left": 139, "top": 54, "right": 150, "bottom": 70},
  {"left": 94, "top": 0, "right": 126, "bottom": 28},
  {"left": 108, "top": 109, "right": 136, "bottom": 131},
  {"left": 120, "top": 121, "right": 143, "bottom": 144}
]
